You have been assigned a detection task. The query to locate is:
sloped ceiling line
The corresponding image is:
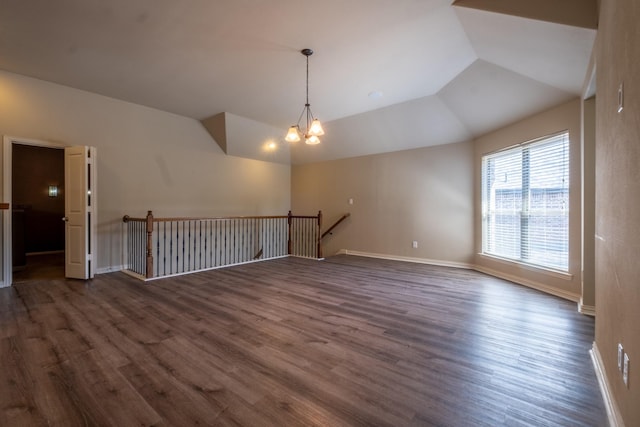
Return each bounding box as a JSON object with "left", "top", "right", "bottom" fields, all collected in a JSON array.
[{"left": 0, "top": 0, "right": 596, "bottom": 165}]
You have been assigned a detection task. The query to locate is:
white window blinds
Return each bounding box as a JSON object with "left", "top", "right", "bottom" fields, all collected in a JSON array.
[{"left": 481, "top": 132, "right": 569, "bottom": 271}]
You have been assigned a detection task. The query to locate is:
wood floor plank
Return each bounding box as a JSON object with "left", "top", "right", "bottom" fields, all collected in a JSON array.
[
  {"left": 0, "top": 255, "right": 607, "bottom": 426},
  {"left": 55, "top": 349, "right": 162, "bottom": 426},
  {"left": 0, "top": 336, "right": 49, "bottom": 426},
  {"left": 119, "top": 358, "right": 236, "bottom": 426}
]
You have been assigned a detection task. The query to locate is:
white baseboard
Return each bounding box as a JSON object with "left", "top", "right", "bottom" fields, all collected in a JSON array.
[
  {"left": 26, "top": 250, "right": 65, "bottom": 256},
  {"left": 473, "top": 264, "right": 580, "bottom": 302},
  {"left": 98, "top": 255, "right": 313, "bottom": 280},
  {"left": 336, "top": 249, "right": 473, "bottom": 270},
  {"left": 96, "top": 265, "right": 124, "bottom": 275},
  {"left": 121, "top": 269, "right": 146, "bottom": 281},
  {"left": 337, "top": 249, "right": 581, "bottom": 303},
  {"left": 591, "top": 342, "right": 625, "bottom": 427},
  {"left": 579, "top": 299, "right": 596, "bottom": 316},
  {"left": 107, "top": 251, "right": 584, "bottom": 306},
  {"left": 143, "top": 255, "right": 291, "bottom": 282}
]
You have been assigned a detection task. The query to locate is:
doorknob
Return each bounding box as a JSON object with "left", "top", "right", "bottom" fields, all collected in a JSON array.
[{"left": 62, "top": 217, "right": 69, "bottom": 222}]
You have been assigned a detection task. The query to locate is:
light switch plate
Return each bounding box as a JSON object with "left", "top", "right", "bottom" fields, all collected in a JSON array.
[
  {"left": 623, "top": 353, "right": 630, "bottom": 387},
  {"left": 618, "top": 82, "right": 624, "bottom": 113},
  {"left": 618, "top": 343, "right": 624, "bottom": 371}
]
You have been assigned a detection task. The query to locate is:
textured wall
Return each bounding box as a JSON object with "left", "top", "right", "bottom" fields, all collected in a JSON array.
[
  {"left": 0, "top": 71, "right": 291, "bottom": 272},
  {"left": 594, "top": 0, "right": 640, "bottom": 424},
  {"left": 292, "top": 141, "right": 474, "bottom": 265}
]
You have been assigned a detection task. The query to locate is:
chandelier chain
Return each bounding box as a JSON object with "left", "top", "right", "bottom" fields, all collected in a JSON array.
[{"left": 306, "top": 54, "right": 310, "bottom": 107}]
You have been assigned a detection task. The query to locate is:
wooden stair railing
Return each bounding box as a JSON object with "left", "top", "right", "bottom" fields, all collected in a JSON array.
[
  {"left": 321, "top": 213, "right": 351, "bottom": 240},
  {"left": 288, "top": 210, "right": 323, "bottom": 260},
  {"left": 123, "top": 210, "right": 324, "bottom": 280}
]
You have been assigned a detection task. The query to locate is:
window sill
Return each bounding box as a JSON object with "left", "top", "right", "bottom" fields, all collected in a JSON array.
[{"left": 477, "top": 253, "right": 574, "bottom": 281}]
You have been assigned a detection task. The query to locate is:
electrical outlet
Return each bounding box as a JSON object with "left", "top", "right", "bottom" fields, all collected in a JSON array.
[
  {"left": 623, "top": 353, "right": 630, "bottom": 387},
  {"left": 412, "top": 241, "right": 418, "bottom": 249},
  {"left": 618, "top": 344, "right": 624, "bottom": 371}
]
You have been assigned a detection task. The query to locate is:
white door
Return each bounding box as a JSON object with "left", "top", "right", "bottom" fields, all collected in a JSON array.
[{"left": 64, "top": 146, "right": 97, "bottom": 279}]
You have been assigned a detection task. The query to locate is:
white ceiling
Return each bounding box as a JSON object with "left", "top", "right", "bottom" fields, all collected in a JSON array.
[{"left": 0, "top": 0, "right": 596, "bottom": 164}]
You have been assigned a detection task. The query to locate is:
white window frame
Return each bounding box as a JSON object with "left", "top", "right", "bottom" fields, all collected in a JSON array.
[{"left": 481, "top": 131, "right": 570, "bottom": 272}]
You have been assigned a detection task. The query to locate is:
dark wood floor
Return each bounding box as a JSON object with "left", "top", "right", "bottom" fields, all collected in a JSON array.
[
  {"left": 12, "top": 252, "right": 65, "bottom": 283},
  {"left": 0, "top": 255, "right": 606, "bottom": 426}
]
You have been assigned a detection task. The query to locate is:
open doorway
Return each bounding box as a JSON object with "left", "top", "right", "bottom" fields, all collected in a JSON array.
[
  {"left": 3, "top": 137, "right": 97, "bottom": 286},
  {"left": 12, "top": 143, "right": 65, "bottom": 283}
]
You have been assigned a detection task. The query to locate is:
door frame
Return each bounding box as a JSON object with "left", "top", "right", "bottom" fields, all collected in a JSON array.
[{"left": 2, "top": 135, "right": 66, "bottom": 287}]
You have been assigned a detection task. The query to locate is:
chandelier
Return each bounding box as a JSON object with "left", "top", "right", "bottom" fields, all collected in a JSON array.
[{"left": 285, "top": 48, "right": 324, "bottom": 145}]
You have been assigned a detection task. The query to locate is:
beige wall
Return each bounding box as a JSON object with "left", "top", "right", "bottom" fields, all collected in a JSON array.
[
  {"left": 291, "top": 141, "right": 474, "bottom": 265},
  {"left": 594, "top": 0, "right": 640, "bottom": 424},
  {"left": 473, "top": 99, "right": 583, "bottom": 301},
  {"left": 0, "top": 71, "right": 291, "bottom": 272}
]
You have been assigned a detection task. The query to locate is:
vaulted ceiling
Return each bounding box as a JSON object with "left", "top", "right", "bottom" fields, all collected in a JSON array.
[{"left": 0, "top": 0, "right": 597, "bottom": 164}]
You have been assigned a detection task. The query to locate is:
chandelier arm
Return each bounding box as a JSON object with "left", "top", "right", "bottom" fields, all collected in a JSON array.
[
  {"left": 307, "top": 105, "right": 313, "bottom": 136},
  {"left": 306, "top": 104, "right": 316, "bottom": 120}
]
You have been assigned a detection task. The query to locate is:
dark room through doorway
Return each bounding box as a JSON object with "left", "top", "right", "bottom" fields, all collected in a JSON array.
[{"left": 12, "top": 143, "right": 65, "bottom": 283}]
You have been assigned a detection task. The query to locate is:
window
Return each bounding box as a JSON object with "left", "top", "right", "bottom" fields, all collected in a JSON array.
[{"left": 481, "top": 132, "right": 569, "bottom": 271}]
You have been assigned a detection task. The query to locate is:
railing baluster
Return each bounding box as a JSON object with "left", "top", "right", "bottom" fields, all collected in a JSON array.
[
  {"left": 267, "top": 218, "right": 271, "bottom": 257},
  {"left": 123, "top": 211, "right": 336, "bottom": 280},
  {"left": 210, "top": 220, "right": 214, "bottom": 268},
  {"left": 233, "top": 219, "right": 237, "bottom": 264},
  {"left": 136, "top": 221, "right": 139, "bottom": 273},
  {"left": 246, "top": 219, "right": 250, "bottom": 262},
  {"left": 162, "top": 222, "right": 166, "bottom": 276},
  {"left": 308, "top": 218, "right": 311, "bottom": 257},
  {"left": 170, "top": 221, "right": 174, "bottom": 275},
  {"left": 155, "top": 223, "right": 160, "bottom": 277},
  {"left": 188, "top": 220, "right": 192, "bottom": 272},
  {"left": 215, "top": 220, "right": 219, "bottom": 267},
  {"left": 241, "top": 219, "right": 245, "bottom": 262},
  {"left": 224, "top": 220, "right": 228, "bottom": 266},
  {"left": 234, "top": 219, "right": 239, "bottom": 264}
]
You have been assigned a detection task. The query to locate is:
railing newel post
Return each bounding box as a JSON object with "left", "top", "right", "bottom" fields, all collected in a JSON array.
[
  {"left": 317, "top": 210, "right": 323, "bottom": 259},
  {"left": 287, "top": 210, "right": 292, "bottom": 255},
  {"left": 146, "top": 210, "right": 154, "bottom": 279}
]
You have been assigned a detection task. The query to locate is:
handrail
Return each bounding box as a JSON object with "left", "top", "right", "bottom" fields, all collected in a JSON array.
[
  {"left": 124, "top": 214, "right": 289, "bottom": 222},
  {"left": 322, "top": 213, "right": 351, "bottom": 239}
]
